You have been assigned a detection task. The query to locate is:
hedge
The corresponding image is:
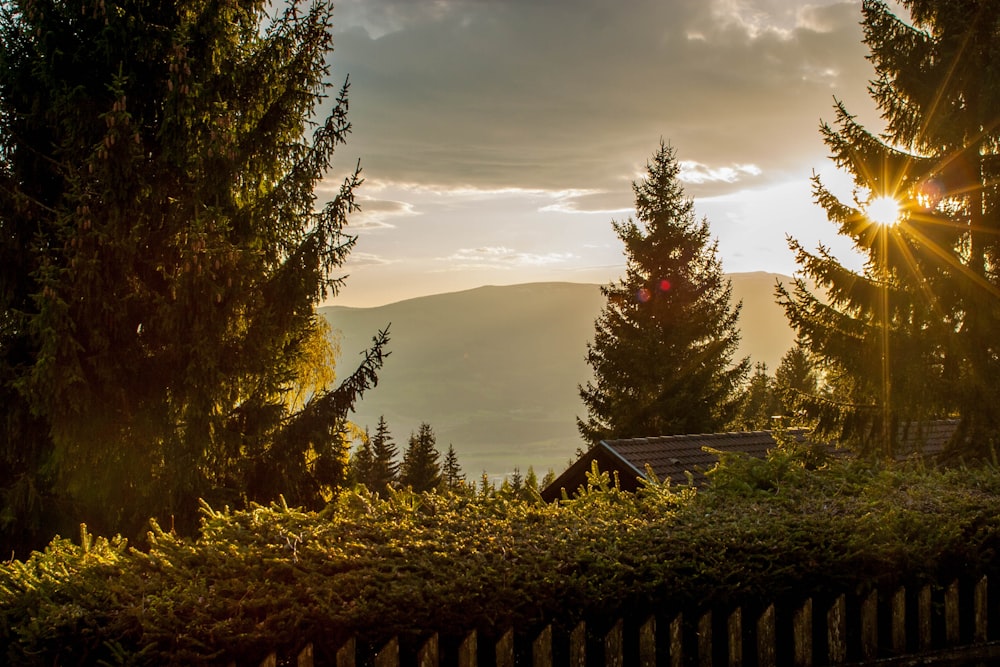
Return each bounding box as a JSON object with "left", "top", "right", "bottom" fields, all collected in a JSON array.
[{"left": 3, "top": 445, "right": 1000, "bottom": 665}]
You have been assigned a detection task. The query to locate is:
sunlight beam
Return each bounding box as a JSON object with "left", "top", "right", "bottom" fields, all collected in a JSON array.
[{"left": 866, "top": 195, "right": 902, "bottom": 226}]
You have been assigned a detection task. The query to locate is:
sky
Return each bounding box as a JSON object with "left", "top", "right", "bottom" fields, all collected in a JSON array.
[{"left": 317, "top": 0, "right": 904, "bottom": 307}]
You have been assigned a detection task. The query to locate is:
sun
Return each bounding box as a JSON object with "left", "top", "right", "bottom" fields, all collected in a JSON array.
[{"left": 866, "top": 195, "right": 902, "bottom": 226}]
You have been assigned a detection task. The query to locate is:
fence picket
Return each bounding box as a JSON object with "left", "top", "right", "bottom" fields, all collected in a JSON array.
[
  {"left": 639, "top": 615, "right": 656, "bottom": 667},
  {"left": 336, "top": 637, "right": 356, "bottom": 667},
  {"left": 946, "top": 579, "right": 960, "bottom": 645},
  {"left": 757, "top": 604, "right": 776, "bottom": 667},
  {"left": 458, "top": 630, "right": 477, "bottom": 667},
  {"left": 259, "top": 653, "right": 277, "bottom": 667},
  {"left": 727, "top": 608, "right": 741, "bottom": 667},
  {"left": 860, "top": 590, "right": 878, "bottom": 661},
  {"left": 297, "top": 643, "right": 314, "bottom": 667},
  {"left": 793, "top": 598, "right": 812, "bottom": 667},
  {"left": 533, "top": 624, "right": 553, "bottom": 667},
  {"left": 670, "top": 614, "right": 684, "bottom": 667},
  {"left": 918, "top": 585, "right": 933, "bottom": 651},
  {"left": 975, "top": 576, "right": 989, "bottom": 643},
  {"left": 891, "top": 587, "right": 906, "bottom": 653},
  {"left": 569, "top": 622, "right": 586, "bottom": 667},
  {"left": 374, "top": 637, "right": 399, "bottom": 667},
  {"left": 418, "top": 633, "right": 439, "bottom": 667},
  {"left": 496, "top": 629, "right": 514, "bottom": 667},
  {"left": 826, "top": 594, "right": 846, "bottom": 665},
  {"left": 699, "top": 611, "right": 713, "bottom": 667},
  {"left": 605, "top": 618, "right": 623, "bottom": 667}
]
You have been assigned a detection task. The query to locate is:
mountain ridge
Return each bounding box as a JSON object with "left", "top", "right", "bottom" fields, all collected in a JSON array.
[{"left": 320, "top": 272, "right": 796, "bottom": 479}]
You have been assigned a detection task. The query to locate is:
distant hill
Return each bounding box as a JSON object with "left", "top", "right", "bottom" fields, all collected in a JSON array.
[{"left": 320, "top": 272, "right": 796, "bottom": 480}]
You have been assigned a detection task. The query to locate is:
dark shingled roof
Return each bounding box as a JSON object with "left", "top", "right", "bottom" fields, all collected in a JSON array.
[
  {"left": 602, "top": 429, "right": 808, "bottom": 487},
  {"left": 893, "top": 419, "right": 958, "bottom": 457},
  {"left": 540, "top": 420, "right": 958, "bottom": 502},
  {"left": 539, "top": 429, "right": 805, "bottom": 501}
]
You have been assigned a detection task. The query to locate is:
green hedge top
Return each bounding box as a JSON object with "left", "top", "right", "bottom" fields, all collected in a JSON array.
[{"left": 4, "top": 447, "right": 1000, "bottom": 665}]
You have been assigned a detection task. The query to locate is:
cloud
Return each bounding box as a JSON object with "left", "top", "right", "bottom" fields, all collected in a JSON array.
[
  {"left": 344, "top": 251, "right": 397, "bottom": 267},
  {"left": 540, "top": 190, "right": 634, "bottom": 214},
  {"left": 327, "top": 0, "right": 876, "bottom": 197},
  {"left": 706, "top": 0, "right": 852, "bottom": 39},
  {"left": 439, "top": 246, "right": 577, "bottom": 270},
  {"left": 348, "top": 197, "right": 417, "bottom": 230},
  {"left": 678, "top": 161, "right": 763, "bottom": 185}
]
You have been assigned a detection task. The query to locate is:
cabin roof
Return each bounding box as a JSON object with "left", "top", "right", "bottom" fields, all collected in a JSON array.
[{"left": 540, "top": 420, "right": 958, "bottom": 502}]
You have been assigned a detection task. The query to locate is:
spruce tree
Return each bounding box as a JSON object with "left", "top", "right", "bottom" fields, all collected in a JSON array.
[
  {"left": 441, "top": 444, "right": 465, "bottom": 492},
  {"left": 578, "top": 141, "right": 749, "bottom": 444},
  {"left": 370, "top": 416, "right": 401, "bottom": 493},
  {"left": 778, "top": 0, "right": 1000, "bottom": 457},
  {"left": 400, "top": 423, "right": 441, "bottom": 493},
  {"left": 350, "top": 417, "right": 399, "bottom": 495},
  {"left": 0, "top": 0, "right": 388, "bottom": 551},
  {"left": 772, "top": 344, "right": 820, "bottom": 425},
  {"left": 731, "top": 363, "right": 781, "bottom": 431},
  {"left": 524, "top": 467, "right": 540, "bottom": 494},
  {"left": 349, "top": 429, "right": 376, "bottom": 488}
]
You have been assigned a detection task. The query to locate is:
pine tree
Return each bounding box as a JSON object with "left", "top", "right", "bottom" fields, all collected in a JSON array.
[
  {"left": 508, "top": 468, "right": 524, "bottom": 493},
  {"left": 0, "top": 0, "right": 388, "bottom": 551},
  {"left": 400, "top": 423, "right": 441, "bottom": 493},
  {"left": 525, "top": 467, "right": 540, "bottom": 494},
  {"left": 349, "top": 429, "right": 376, "bottom": 487},
  {"left": 732, "top": 363, "right": 781, "bottom": 431},
  {"left": 578, "top": 141, "right": 749, "bottom": 444},
  {"left": 772, "top": 344, "right": 820, "bottom": 425},
  {"left": 441, "top": 444, "right": 465, "bottom": 492},
  {"left": 369, "top": 416, "right": 400, "bottom": 495},
  {"left": 778, "top": 0, "right": 1000, "bottom": 457},
  {"left": 478, "top": 472, "right": 495, "bottom": 498},
  {"left": 350, "top": 417, "right": 398, "bottom": 495}
]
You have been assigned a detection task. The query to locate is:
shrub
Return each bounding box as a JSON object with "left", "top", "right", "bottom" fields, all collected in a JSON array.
[{"left": 3, "top": 458, "right": 1000, "bottom": 665}]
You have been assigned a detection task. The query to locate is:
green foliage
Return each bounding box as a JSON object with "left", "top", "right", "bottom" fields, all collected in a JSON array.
[
  {"left": 0, "top": 0, "right": 388, "bottom": 552},
  {"left": 5, "top": 460, "right": 1000, "bottom": 664},
  {"left": 779, "top": 0, "right": 1000, "bottom": 458},
  {"left": 579, "top": 140, "right": 749, "bottom": 444}
]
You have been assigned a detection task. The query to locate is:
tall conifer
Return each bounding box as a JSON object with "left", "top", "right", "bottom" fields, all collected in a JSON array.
[
  {"left": 779, "top": 0, "right": 1000, "bottom": 457},
  {"left": 0, "top": 0, "right": 387, "bottom": 550},
  {"left": 773, "top": 344, "right": 820, "bottom": 425},
  {"left": 578, "top": 141, "right": 749, "bottom": 444},
  {"left": 400, "top": 423, "right": 441, "bottom": 493},
  {"left": 351, "top": 417, "right": 399, "bottom": 495},
  {"left": 441, "top": 444, "right": 465, "bottom": 492},
  {"left": 731, "top": 363, "right": 781, "bottom": 431}
]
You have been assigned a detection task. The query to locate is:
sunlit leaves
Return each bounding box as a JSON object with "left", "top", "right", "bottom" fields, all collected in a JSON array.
[{"left": 5, "top": 458, "right": 1000, "bottom": 663}]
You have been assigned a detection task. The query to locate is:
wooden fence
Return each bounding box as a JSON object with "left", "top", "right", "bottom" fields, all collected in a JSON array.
[{"left": 244, "top": 576, "right": 1000, "bottom": 666}]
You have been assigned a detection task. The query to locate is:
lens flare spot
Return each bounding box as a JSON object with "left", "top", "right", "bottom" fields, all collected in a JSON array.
[
  {"left": 659, "top": 279, "right": 671, "bottom": 292},
  {"left": 916, "top": 179, "right": 944, "bottom": 210},
  {"left": 636, "top": 288, "right": 652, "bottom": 303},
  {"left": 866, "top": 195, "right": 901, "bottom": 226}
]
